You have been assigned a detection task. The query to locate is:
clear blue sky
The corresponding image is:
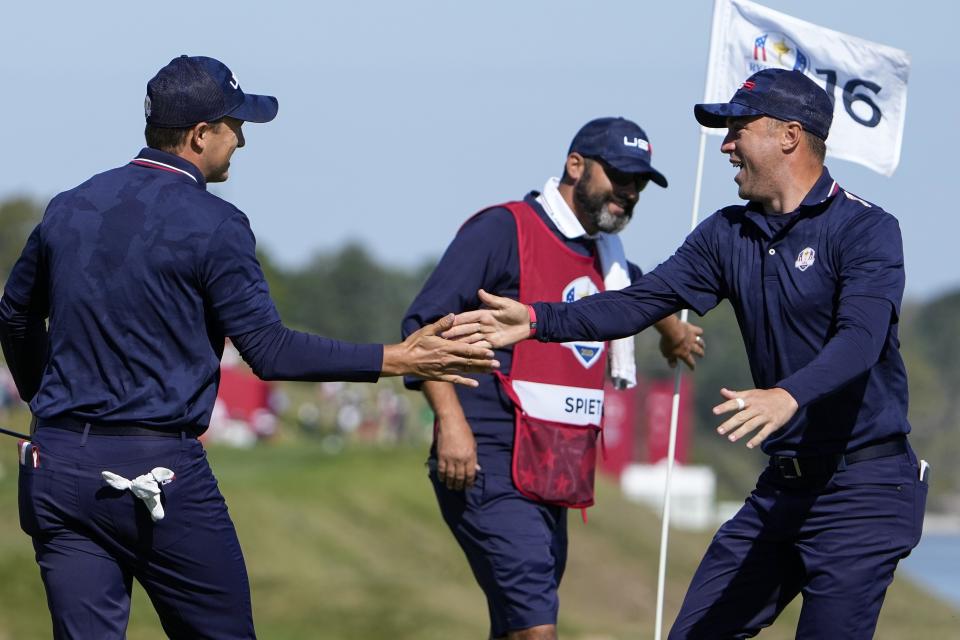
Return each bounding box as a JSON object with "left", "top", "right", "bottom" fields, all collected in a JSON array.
[{"left": 4, "top": 0, "right": 957, "bottom": 300}]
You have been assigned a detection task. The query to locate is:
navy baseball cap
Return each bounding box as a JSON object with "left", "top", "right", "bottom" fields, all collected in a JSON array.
[
  {"left": 694, "top": 68, "right": 832, "bottom": 140},
  {"left": 569, "top": 117, "right": 668, "bottom": 188},
  {"left": 145, "top": 55, "right": 279, "bottom": 128}
]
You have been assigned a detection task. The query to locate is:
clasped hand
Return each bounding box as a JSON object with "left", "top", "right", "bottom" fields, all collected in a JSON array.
[
  {"left": 383, "top": 313, "right": 500, "bottom": 386},
  {"left": 442, "top": 289, "right": 532, "bottom": 348}
]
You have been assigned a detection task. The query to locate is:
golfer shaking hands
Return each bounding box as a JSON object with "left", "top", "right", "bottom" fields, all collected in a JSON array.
[
  {"left": 448, "top": 69, "right": 927, "bottom": 640},
  {"left": 0, "top": 55, "right": 495, "bottom": 640}
]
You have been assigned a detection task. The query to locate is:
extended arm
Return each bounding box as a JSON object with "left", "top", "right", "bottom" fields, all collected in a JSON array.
[
  {"left": 209, "top": 212, "right": 494, "bottom": 387},
  {"left": 449, "top": 216, "right": 726, "bottom": 348},
  {"left": 233, "top": 315, "right": 497, "bottom": 387},
  {"left": 447, "top": 273, "right": 689, "bottom": 349},
  {"left": 534, "top": 273, "right": 684, "bottom": 342}
]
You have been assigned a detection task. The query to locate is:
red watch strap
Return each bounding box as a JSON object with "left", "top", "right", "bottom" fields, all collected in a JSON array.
[{"left": 527, "top": 305, "right": 537, "bottom": 337}]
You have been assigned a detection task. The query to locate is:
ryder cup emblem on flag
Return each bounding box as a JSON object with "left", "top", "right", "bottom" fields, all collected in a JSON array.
[
  {"left": 795, "top": 247, "right": 816, "bottom": 271},
  {"left": 561, "top": 277, "right": 605, "bottom": 369},
  {"left": 703, "top": 0, "right": 911, "bottom": 176},
  {"left": 752, "top": 32, "right": 808, "bottom": 73}
]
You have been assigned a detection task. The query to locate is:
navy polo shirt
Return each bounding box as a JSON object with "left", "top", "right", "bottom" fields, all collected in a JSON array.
[
  {"left": 535, "top": 168, "right": 910, "bottom": 456},
  {"left": 0, "top": 148, "right": 382, "bottom": 429},
  {"left": 402, "top": 192, "right": 641, "bottom": 470}
]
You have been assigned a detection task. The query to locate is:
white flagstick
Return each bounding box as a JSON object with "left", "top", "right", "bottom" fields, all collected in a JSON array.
[{"left": 654, "top": 129, "right": 708, "bottom": 640}]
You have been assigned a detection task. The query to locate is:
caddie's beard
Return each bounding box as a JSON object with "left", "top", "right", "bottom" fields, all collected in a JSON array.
[{"left": 573, "top": 171, "right": 634, "bottom": 234}]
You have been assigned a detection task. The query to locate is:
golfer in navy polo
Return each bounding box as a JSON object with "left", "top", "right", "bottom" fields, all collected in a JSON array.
[
  {"left": 0, "top": 55, "right": 494, "bottom": 640},
  {"left": 449, "top": 68, "right": 927, "bottom": 639}
]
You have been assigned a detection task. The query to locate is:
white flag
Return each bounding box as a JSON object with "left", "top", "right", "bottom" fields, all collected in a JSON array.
[{"left": 704, "top": 0, "right": 910, "bottom": 176}]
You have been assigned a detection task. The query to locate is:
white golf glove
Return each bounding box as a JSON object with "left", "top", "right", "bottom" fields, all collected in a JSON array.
[{"left": 101, "top": 467, "right": 176, "bottom": 522}]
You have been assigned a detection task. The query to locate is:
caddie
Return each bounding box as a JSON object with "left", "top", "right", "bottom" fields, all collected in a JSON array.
[
  {"left": 402, "top": 117, "right": 704, "bottom": 640},
  {"left": 0, "top": 54, "right": 495, "bottom": 640}
]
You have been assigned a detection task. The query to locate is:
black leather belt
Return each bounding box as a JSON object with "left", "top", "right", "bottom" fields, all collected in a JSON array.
[
  {"left": 770, "top": 436, "right": 907, "bottom": 480},
  {"left": 36, "top": 417, "right": 199, "bottom": 439}
]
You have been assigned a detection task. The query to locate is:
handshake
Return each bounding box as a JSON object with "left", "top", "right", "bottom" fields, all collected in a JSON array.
[
  {"left": 394, "top": 287, "right": 705, "bottom": 385},
  {"left": 386, "top": 290, "right": 530, "bottom": 386}
]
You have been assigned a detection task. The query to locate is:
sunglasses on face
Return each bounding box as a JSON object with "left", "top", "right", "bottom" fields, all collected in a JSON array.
[{"left": 587, "top": 157, "right": 651, "bottom": 191}]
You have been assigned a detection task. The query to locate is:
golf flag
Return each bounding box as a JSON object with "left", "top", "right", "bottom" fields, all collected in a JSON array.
[{"left": 704, "top": 0, "right": 910, "bottom": 176}]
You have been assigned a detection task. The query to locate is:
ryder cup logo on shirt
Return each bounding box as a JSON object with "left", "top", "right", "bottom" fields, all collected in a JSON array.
[
  {"left": 795, "top": 247, "right": 816, "bottom": 271},
  {"left": 561, "top": 276, "right": 605, "bottom": 369}
]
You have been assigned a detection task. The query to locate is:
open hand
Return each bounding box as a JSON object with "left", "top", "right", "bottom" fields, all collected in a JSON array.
[
  {"left": 442, "top": 289, "right": 531, "bottom": 349},
  {"left": 714, "top": 387, "right": 799, "bottom": 449}
]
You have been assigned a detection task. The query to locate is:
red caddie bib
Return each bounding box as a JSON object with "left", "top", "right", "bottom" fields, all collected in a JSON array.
[{"left": 495, "top": 201, "right": 607, "bottom": 509}]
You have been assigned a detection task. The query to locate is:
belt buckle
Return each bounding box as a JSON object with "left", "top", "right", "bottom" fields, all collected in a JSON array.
[{"left": 775, "top": 456, "right": 803, "bottom": 479}]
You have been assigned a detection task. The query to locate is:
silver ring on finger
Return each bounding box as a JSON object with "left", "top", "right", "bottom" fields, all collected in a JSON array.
[{"left": 735, "top": 397, "right": 746, "bottom": 411}]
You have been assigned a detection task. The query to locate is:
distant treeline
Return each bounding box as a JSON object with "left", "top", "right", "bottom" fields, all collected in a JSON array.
[{"left": 2, "top": 197, "right": 957, "bottom": 509}]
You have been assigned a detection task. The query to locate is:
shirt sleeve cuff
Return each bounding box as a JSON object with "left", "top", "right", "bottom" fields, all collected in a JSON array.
[{"left": 775, "top": 380, "right": 813, "bottom": 410}]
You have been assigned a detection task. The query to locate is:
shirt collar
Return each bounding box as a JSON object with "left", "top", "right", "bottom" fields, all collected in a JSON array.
[
  {"left": 746, "top": 167, "right": 838, "bottom": 213},
  {"left": 743, "top": 167, "right": 839, "bottom": 237},
  {"left": 535, "top": 177, "right": 590, "bottom": 239},
  {"left": 798, "top": 167, "right": 838, "bottom": 208},
  {"left": 131, "top": 148, "right": 207, "bottom": 188}
]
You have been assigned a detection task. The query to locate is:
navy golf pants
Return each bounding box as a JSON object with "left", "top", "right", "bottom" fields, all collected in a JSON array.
[
  {"left": 18, "top": 427, "right": 255, "bottom": 639},
  {"left": 431, "top": 467, "right": 568, "bottom": 639},
  {"left": 668, "top": 449, "right": 927, "bottom": 639}
]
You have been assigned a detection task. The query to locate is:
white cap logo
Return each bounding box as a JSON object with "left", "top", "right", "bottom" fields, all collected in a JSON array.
[
  {"left": 623, "top": 136, "right": 650, "bottom": 152},
  {"left": 144, "top": 95, "right": 152, "bottom": 118}
]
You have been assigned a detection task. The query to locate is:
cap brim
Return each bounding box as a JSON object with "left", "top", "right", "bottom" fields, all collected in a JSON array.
[
  {"left": 605, "top": 157, "right": 669, "bottom": 188},
  {"left": 228, "top": 93, "right": 279, "bottom": 123},
  {"left": 694, "top": 102, "right": 765, "bottom": 128}
]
